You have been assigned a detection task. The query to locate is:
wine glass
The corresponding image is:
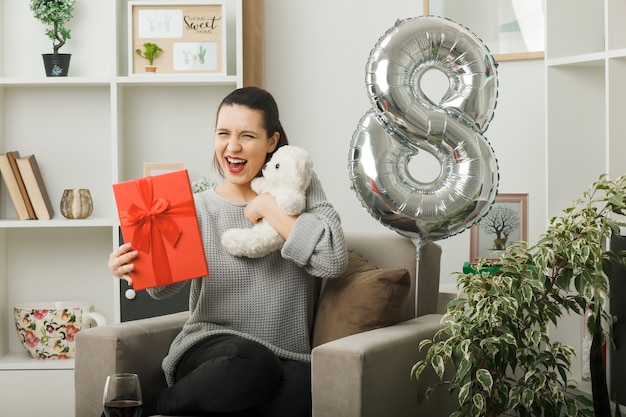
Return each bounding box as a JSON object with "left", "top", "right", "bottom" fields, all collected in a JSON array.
[{"left": 103, "top": 373, "right": 143, "bottom": 417}]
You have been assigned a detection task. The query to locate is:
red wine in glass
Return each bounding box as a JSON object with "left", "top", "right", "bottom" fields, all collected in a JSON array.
[
  {"left": 103, "top": 399, "right": 142, "bottom": 417},
  {"left": 103, "top": 374, "right": 143, "bottom": 417}
]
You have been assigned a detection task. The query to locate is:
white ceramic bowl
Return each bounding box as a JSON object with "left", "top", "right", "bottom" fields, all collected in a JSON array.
[{"left": 14, "top": 301, "right": 106, "bottom": 359}]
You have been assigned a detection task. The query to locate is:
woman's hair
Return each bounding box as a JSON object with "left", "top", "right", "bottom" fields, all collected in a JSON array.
[{"left": 213, "top": 86, "right": 289, "bottom": 176}]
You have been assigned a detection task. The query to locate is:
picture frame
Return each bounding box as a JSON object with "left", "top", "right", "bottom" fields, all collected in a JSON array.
[
  {"left": 423, "top": 0, "right": 544, "bottom": 61},
  {"left": 143, "top": 162, "right": 185, "bottom": 177},
  {"left": 128, "top": 0, "right": 226, "bottom": 75},
  {"left": 470, "top": 193, "right": 528, "bottom": 262}
]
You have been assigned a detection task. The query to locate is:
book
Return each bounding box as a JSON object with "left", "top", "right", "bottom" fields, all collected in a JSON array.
[
  {"left": 6, "top": 151, "right": 37, "bottom": 219},
  {"left": 0, "top": 151, "right": 32, "bottom": 220},
  {"left": 16, "top": 154, "right": 55, "bottom": 220}
]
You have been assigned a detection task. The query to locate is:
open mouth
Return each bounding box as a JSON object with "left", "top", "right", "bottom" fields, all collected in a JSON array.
[{"left": 226, "top": 156, "right": 247, "bottom": 172}]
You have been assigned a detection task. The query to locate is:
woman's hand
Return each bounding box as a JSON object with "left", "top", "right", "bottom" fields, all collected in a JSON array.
[
  {"left": 108, "top": 242, "right": 138, "bottom": 286},
  {"left": 244, "top": 192, "right": 273, "bottom": 224},
  {"left": 245, "top": 193, "right": 298, "bottom": 239}
]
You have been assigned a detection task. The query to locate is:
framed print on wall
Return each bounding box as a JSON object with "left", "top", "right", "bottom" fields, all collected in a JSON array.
[
  {"left": 143, "top": 162, "right": 185, "bottom": 177},
  {"left": 470, "top": 193, "right": 528, "bottom": 262},
  {"left": 129, "top": 0, "right": 226, "bottom": 75},
  {"left": 423, "top": 0, "right": 545, "bottom": 61}
]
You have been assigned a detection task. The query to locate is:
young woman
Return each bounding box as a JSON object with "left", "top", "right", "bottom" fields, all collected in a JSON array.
[{"left": 108, "top": 86, "right": 348, "bottom": 416}]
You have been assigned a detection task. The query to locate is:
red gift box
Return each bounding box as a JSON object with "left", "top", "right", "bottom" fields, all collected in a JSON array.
[{"left": 112, "top": 169, "right": 208, "bottom": 290}]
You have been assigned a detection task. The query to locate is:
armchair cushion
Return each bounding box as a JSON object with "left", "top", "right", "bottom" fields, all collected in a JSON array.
[{"left": 312, "top": 251, "right": 410, "bottom": 347}]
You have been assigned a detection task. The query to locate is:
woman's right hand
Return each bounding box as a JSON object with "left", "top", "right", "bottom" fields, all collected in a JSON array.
[{"left": 108, "top": 242, "right": 138, "bottom": 286}]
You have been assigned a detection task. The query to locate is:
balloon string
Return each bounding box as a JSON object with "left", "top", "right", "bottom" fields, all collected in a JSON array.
[
  {"left": 411, "top": 237, "right": 426, "bottom": 318},
  {"left": 411, "top": 237, "right": 425, "bottom": 263}
]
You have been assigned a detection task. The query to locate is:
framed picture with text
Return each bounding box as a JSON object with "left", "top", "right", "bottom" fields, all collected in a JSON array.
[
  {"left": 128, "top": 0, "right": 225, "bottom": 75},
  {"left": 470, "top": 193, "right": 529, "bottom": 262}
]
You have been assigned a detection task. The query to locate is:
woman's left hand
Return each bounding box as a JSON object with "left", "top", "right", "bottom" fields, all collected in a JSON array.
[
  {"left": 245, "top": 193, "right": 298, "bottom": 239},
  {"left": 244, "top": 193, "right": 275, "bottom": 224}
]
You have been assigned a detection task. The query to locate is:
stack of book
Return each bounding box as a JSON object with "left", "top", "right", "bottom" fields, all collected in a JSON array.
[{"left": 0, "top": 151, "right": 55, "bottom": 220}]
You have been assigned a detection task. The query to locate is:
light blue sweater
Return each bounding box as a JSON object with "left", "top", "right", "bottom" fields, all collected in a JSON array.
[{"left": 147, "top": 173, "right": 348, "bottom": 386}]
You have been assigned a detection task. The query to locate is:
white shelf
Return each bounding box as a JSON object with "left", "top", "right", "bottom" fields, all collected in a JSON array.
[
  {"left": 0, "top": 351, "right": 74, "bottom": 370},
  {"left": 0, "top": 77, "right": 111, "bottom": 87},
  {"left": 609, "top": 49, "right": 626, "bottom": 59},
  {"left": 0, "top": 5, "right": 244, "bottom": 413},
  {"left": 546, "top": 52, "right": 606, "bottom": 67},
  {"left": 117, "top": 74, "right": 239, "bottom": 86},
  {"left": 0, "top": 217, "right": 113, "bottom": 229},
  {"left": 546, "top": 0, "right": 623, "bottom": 404}
]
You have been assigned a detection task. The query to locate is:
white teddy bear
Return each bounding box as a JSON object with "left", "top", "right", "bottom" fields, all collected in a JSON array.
[{"left": 221, "top": 145, "right": 313, "bottom": 258}]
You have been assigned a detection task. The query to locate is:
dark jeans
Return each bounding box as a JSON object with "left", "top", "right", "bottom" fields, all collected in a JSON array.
[{"left": 156, "top": 334, "right": 312, "bottom": 417}]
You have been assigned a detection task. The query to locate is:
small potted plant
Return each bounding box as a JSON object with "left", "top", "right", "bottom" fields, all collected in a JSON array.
[
  {"left": 30, "top": 0, "right": 76, "bottom": 77},
  {"left": 136, "top": 42, "right": 163, "bottom": 73}
]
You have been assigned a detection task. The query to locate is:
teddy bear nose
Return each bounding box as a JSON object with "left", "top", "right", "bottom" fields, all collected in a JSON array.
[{"left": 275, "top": 163, "right": 280, "bottom": 169}]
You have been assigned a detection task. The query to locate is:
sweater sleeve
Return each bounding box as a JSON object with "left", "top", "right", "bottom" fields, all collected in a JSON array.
[
  {"left": 146, "top": 281, "right": 187, "bottom": 299},
  {"left": 281, "top": 172, "right": 348, "bottom": 278}
]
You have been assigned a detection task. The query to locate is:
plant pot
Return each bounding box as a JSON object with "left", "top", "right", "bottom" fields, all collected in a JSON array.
[
  {"left": 42, "top": 53, "right": 71, "bottom": 77},
  {"left": 145, "top": 66, "right": 157, "bottom": 73}
]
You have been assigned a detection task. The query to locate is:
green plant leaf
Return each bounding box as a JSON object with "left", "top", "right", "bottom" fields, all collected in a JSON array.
[
  {"left": 499, "top": 332, "right": 517, "bottom": 346},
  {"left": 507, "top": 385, "right": 522, "bottom": 409},
  {"left": 418, "top": 339, "right": 432, "bottom": 350},
  {"left": 522, "top": 285, "right": 533, "bottom": 304},
  {"left": 413, "top": 174, "right": 626, "bottom": 417},
  {"left": 456, "top": 357, "right": 472, "bottom": 381},
  {"left": 566, "top": 400, "right": 577, "bottom": 416},
  {"left": 459, "top": 381, "right": 471, "bottom": 405},
  {"left": 411, "top": 361, "right": 426, "bottom": 380},
  {"left": 476, "top": 369, "right": 493, "bottom": 392},
  {"left": 422, "top": 386, "right": 435, "bottom": 402},
  {"left": 522, "top": 387, "right": 535, "bottom": 408},
  {"left": 556, "top": 272, "right": 571, "bottom": 291},
  {"left": 431, "top": 354, "right": 445, "bottom": 379},
  {"left": 472, "top": 394, "right": 485, "bottom": 413}
]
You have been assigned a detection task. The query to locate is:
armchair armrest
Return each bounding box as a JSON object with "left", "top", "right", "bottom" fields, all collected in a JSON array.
[
  {"left": 75, "top": 311, "right": 189, "bottom": 417},
  {"left": 311, "top": 314, "right": 455, "bottom": 417}
]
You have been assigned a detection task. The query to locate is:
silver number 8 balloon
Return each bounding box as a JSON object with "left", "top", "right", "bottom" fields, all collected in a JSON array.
[{"left": 349, "top": 16, "right": 500, "bottom": 241}]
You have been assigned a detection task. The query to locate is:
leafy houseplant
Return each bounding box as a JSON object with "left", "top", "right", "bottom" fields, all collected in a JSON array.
[
  {"left": 136, "top": 42, "right": 163, "bottom": 72},
  {"left": 30, "top": 0, "right": 76, "bottom": 76},
  {"left": 413, "top": 174, "right": 626, "bottom": 417}
]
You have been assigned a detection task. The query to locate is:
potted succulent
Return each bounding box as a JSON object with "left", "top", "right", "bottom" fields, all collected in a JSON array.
[
  {"left": 136, "top": 42, "right": 163, "bottom": 73},
  {"left": 413, "top": 174, "right": 626, "bottom": 417},
  {"left": 30, "top": 0, "right": 76, "bottom": 77}
]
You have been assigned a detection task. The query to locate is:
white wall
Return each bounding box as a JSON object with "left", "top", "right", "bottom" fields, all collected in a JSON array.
[{"left": 263, "top": 0, "right": 546, "bottom": 291}]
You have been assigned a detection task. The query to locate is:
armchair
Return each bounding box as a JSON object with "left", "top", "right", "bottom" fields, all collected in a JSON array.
[{"left": 75, "top": 232, "right": 456, "bottom": 417}]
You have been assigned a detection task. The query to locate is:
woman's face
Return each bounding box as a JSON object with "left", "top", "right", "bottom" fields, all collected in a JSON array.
[{"left": 215, "top": 104, "right": 278, "bottom": 188}]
